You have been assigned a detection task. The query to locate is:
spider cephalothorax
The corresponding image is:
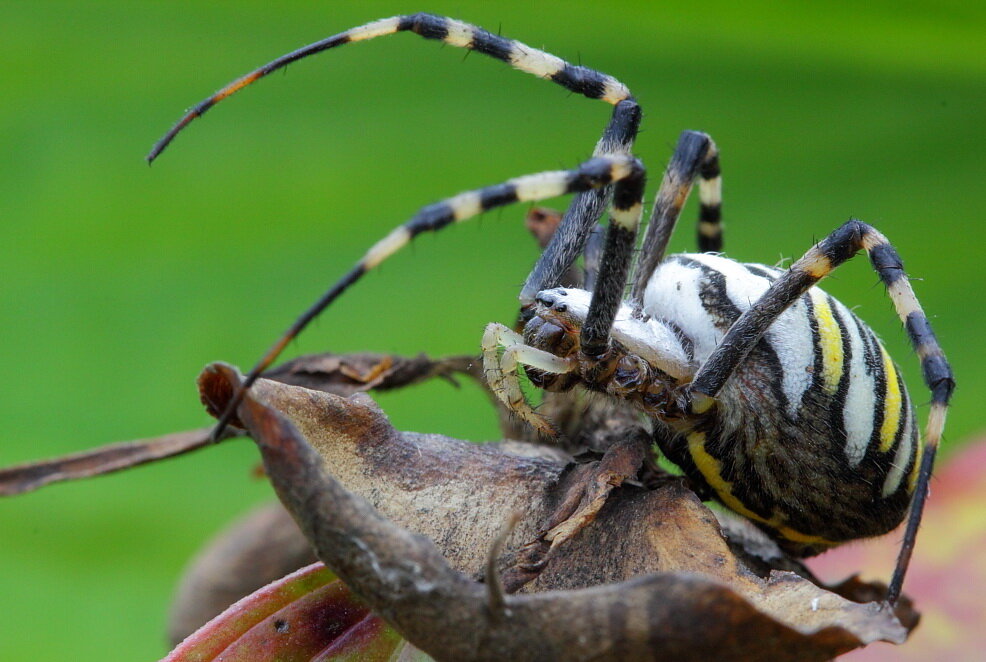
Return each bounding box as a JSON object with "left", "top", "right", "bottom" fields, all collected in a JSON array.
[
  {"left": 149, "top": 12, "right": 953, "bottom": 605},
  {"left": 505, "top": 287, "right": 691, "bottom": 415}
]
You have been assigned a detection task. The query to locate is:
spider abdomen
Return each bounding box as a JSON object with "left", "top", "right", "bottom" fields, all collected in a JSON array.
[{"left": 645, "top": 253, "right": 919, "bottom": 552}]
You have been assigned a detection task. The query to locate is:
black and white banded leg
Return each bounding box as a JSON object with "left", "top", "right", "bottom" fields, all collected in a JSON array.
[
  {"left": 521, "top": 98, "right": 641, "bottom": 305},
  {"left": 147, "top": 11, "right": 643, "bottom": 350},
  {"left": 696, "top": 145, "right": 723, "bottom": 252},
  {"left": 147, "top": 13, "right": 634, "bottom": 161},
  {"left": 484, "top": 161, "right": 647, "bottom": 435},
  {"left": 629, "top": 130, "right": 721, "bottom": 307},
  {"left": 210, "top": 155, "right": 646, "bottom": 438},
  {"left": 685, "top": 219, "right": 954, "bottom": 605}
]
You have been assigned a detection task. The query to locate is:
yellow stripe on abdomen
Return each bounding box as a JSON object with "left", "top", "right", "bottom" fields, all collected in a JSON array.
[
  {"left": 879, "top": 345, "right": 903, "bottom": 452},
  {"left": 687, "top": 432, "right": 741, "bottom": 512},
  {"left": 686, "top": 432, "right": 836, "bottom": 547},
  {"left": 810, "top": 290, "right": 843, "bottom": 394}
]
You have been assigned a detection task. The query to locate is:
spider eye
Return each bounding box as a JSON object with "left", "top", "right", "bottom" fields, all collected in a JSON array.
[{"left": 554, "top": 303, "right": 568, "bottom": 313}]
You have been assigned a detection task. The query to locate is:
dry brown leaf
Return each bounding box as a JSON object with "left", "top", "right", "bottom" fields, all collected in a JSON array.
[
  {"left": 0, "top": 427, "right": 219, "bottom": 496},
  {"left": 263, "top": 352, "right": 479, "bottom": 396},
  {"left": 198, "top": 361, "right": 915, "bottom": 661},
  {"left": 0, "top": 352, "right": 478, "bottom": 497}
]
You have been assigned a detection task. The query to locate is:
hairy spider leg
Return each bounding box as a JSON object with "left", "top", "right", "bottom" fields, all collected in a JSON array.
[
  {"left": 146, "top": 10, "right": 643, "bottom": 384},
  {"left": 544, "top": 128, "right": 717, "bottom": 299},
  {"left": 582, "top": 223, "right": 607, "bottom": 292},
  {"left": 579, "top": 159, "right": 646, "bottom": 355},
  {"left": 211, "top": 155, "right": 645, "bottom": 439},
  {"left": 147, "top": 12, "right": 631, "bottom": 161},
  {"left": 696, "top": 146, "right": 723, "bottom": 252},
  {"left": 521, "top": 99, "right": 641, "bottom": 304},
  {"left": 486, "top": 162, "right": 649, "bottom": 436},
  {"left": 683, "top": 219, "right": 954, "bottom": 605},
  {"left": 629, "top": 131, "right": 721, "bottom": 307}
]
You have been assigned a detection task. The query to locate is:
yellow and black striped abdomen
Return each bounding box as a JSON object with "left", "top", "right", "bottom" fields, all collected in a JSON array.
[{"left": 645, "top": 253, "right": 919, "bottom": 553}]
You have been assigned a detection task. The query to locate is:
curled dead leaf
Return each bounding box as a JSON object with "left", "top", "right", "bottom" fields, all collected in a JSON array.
[{"left": 197, "top": 361, "right": 915, "bottom": 661}]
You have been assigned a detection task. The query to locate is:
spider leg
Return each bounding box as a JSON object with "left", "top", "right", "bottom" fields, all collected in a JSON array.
[
  {"left": 696, "top": 147, "right": 723, "bottom": 252},
  {"left": 582, "top": 222, "right": 606, "bottom": 292},
  {"left": 148, "top": 13, "right": 632, "bottom": 161},
  {"left": 522, "top": 207, "right": 605, "bottom": 293},
  {"left": 526, "top": 107, "right": 652, "bottom": 302},
  {"left": 520, "top": 99, "right": 642, "bottom": 304},
  {"left": 629, "top": 130, "right": 720, "bottom": 306},
  {"left": 523, "top": 207, "right": 588, "bottom": 293},
  {"left": 212, "top": 155, "right": 646, "bottom": 438},
  {"left": 482, "top": 323, "right": 576, "bottom": 438},
  {"left": 148, "top": 12, "right": 646, "bottom": 402},
  {"left": 577, "top": 156, "right": 647, "bottom": 356},
  {"left": 685, "top": 219, "right": 954, "bottom": 605}
]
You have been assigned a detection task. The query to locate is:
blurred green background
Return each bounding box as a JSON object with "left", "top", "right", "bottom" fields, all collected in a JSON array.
[{"left": 1, "top": 1, "right": 983, "bottom": 659}]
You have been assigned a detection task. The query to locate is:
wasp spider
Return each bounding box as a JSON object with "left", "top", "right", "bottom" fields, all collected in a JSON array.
[{"left": 149, "top": 13, "right": 954, "bottom": 606}]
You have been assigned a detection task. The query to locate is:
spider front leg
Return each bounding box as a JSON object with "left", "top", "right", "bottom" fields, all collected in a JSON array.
[
  {"left": 525, "top": 129, "right": 723, "bottom": 301},
  {"left": 147, "top": 10, "right": 644, "bottom": 314},
  {"left": 521, "top": 99, "right": 641, "bottom": 304},
  {"left": 148, "top": 11, "right": 649, "bottom": 439},
  {"left": 148, "top": 13, "right": 636, "bottom": 163},
  {"left": 684, "top": 219, "right": 954, "bottom": 605},
  {"left": 481, "top": 323, "right": 576, "bottom": 439}
]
